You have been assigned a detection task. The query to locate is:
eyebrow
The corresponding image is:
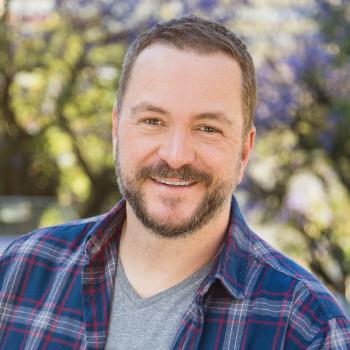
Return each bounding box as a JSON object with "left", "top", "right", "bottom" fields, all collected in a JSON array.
[
  {"left": 131, "top": 102, "right": 169, "bottom": 116},
  {"left": 192, "top": 112, "right": 233, "bottom": 127},
  {"left": 131, "top": 102, "right": 233, "bottom": 126}
]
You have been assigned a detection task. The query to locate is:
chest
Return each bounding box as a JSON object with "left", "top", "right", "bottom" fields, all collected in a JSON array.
[{"left": 172, "top": 296, "right": 292, "bottom": 350}]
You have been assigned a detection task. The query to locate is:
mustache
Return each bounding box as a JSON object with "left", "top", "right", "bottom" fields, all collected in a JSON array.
[{"left": 136, "top": 161, "right": 213, "bottom": 186}]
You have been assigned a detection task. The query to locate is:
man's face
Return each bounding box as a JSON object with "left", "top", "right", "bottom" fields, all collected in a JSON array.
[{"left": 114, "top": 44, "right": 254, "bottom": 238}]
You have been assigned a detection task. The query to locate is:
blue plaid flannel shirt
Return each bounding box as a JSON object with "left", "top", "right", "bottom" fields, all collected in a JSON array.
[{"left": 0, "top": 196, "right": 349, "bottom": 349}]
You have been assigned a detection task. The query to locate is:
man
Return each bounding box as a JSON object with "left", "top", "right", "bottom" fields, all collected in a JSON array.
[{"left": 0, "top": 16, "right": 349, "bottom": 350}]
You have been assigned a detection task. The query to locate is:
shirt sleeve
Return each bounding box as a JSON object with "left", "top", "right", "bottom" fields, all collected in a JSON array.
[
  {"left": 285, "top": 281, "right": 350, "bottom": 350},
  {"left": 307, "top": 317, "right": 350, "bottom": 350}
]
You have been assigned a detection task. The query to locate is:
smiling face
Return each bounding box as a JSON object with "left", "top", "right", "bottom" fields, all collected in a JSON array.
[{"left": 114, "top": 44, "right": 255, "bottom": 238}]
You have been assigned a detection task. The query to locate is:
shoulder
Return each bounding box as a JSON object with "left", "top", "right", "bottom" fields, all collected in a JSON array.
[
  {"left": 250, "top": 228, "right": 350, "bottom": 332},
  {"left": 247, "top": 229, "right": 350, "bottom": 345},
  {"left": 0, "top": 214, "right": 105, "bottom": 273},
  {"left": 0, "top": 214, "right": 108, "bottom": 317},
  {"left": 248, "top": 228, "right": 344, "bottom": 316}
]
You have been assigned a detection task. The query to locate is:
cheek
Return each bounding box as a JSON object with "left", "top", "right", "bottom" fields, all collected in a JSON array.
[
  {"left": 118, "top": 132, "right": 157, "bottom": 170},
  {"left": 198, "top": 144, "right": 241, "bottom": 176}
]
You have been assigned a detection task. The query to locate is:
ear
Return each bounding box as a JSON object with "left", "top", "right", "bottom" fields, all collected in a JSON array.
[
  {"left": 237, "top": 126, "right": 255, "bottom": 184},
  {"left": 112, "top": 103, "right": 118, "bottom": 160}
]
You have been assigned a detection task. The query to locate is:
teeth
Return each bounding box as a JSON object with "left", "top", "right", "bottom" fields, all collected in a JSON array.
[{"left": 155, "top": 178, "right": 192, "bottom": 186}]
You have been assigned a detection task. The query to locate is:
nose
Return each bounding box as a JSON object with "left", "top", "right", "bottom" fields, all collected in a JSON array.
[{"left": 158, "top": 129, "right": 196, "bottom": 169}]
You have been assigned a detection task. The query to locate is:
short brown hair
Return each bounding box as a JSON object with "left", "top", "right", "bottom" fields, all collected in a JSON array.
[{"left": 117, "top": 15, "right": 256, "bottom": 134}]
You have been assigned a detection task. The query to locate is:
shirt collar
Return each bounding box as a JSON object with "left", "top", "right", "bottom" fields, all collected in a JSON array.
[
  {"left": 198, "top": 196, "right": 254, "bottom": 300},
  {"left": 84, "top": 198, "right": 126, "bottom": 261},
  {"left": 83, "top": 196, "right": 253, "bottom": 300}
]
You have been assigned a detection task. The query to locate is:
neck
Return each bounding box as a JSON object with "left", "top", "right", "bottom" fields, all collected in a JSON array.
[{"left": 118, "top": 201, "right": 231, "bottom": 298}]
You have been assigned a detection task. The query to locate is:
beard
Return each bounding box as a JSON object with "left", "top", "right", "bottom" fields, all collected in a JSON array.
[{"left": 115, "top": 154, "right": 240, "bottom": 239}]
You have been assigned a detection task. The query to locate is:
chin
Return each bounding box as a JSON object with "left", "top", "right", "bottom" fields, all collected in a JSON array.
[
  {"left": 149, "top": 200, "right": 196, "bottom": 219},
  {"left": 148, "top": 208, "right": 190, "bottom": 225}
]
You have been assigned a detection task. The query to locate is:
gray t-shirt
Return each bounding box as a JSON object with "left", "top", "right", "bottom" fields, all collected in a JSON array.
[{"left": 105, "top": 258, "right": 212, "bottom": 350}]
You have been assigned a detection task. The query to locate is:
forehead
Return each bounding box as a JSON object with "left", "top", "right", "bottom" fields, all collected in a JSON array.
[
  {"left": 131, "top": 43, "right": 241, "bottom": 82},
  {"left": 122, "top": 44, "right": 243, "bottom": 120}
]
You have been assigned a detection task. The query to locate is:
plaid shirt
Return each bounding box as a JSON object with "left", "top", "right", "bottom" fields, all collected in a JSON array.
[{"left": 0, "top": 197, "right": 349, "bottom": 349}]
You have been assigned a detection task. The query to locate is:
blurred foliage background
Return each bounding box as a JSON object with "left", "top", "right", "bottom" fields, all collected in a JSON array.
[{"left": 0, "top": 0, "right": 350, "bottom": 307}]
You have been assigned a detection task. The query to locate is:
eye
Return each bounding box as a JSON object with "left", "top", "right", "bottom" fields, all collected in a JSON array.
[
  {"left": 199, "top": 125, "right": 221, "bottom": 134},
  {"left": 141, "top": 118, "right": 163, "bottom": 126}
]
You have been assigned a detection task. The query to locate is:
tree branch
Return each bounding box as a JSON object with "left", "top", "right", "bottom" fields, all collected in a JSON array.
[{"left": 54, "top": 43, "right": 96, "bottom": 183}]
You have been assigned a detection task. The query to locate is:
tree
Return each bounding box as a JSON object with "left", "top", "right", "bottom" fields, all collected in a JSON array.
[
  {"left": 2, "top": 0, "right": 349, "bottom": 302},
  {"left": 248, "top": 0, "right": 350, "bottom": 297},
  {"left": 0, "top": 0, "right": 249, "bottom": 223}
]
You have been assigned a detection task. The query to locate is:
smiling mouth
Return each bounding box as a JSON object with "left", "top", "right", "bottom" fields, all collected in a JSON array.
[{"left": 152, "top": 177, "right": 196, "bottom": 187}]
